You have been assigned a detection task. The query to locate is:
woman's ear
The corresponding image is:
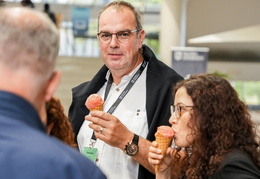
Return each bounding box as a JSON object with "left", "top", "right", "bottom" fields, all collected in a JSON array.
[{"left": 44, "top": 71, "right": 61, "bottom": 102}]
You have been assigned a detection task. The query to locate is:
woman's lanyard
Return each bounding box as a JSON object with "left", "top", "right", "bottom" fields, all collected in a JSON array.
[{"left": 89, "top": 60, "right": 148, "bottom": 147}]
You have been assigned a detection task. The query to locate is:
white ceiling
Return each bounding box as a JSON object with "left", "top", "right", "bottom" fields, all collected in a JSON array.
[
  {"left": 188, "top": 24, "right": 260, "bottom": 43},
  {"left": 186, "top": 0, "right": 260, "bottom": 61}
]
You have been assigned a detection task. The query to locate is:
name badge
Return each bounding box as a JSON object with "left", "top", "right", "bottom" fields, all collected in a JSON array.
[{"left": 83, "top": 147, "right": 98, "bottom": 163}]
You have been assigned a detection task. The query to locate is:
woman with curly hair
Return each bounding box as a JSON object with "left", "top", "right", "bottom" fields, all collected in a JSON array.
[
  {"left": 148, "top": 74, "right": 260, "bottom": 178},
  {"left": 41, "top": 97, "right": 77, "bottom": 148}
]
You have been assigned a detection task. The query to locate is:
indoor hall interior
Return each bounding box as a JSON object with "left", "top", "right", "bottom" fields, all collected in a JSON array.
[{"left": 2, "top": 0, "right": 260, "bottom": 124}]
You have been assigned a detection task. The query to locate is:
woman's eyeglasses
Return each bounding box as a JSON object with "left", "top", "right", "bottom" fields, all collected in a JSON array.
[
  {"left": 97, "top": 29, "right": 141, "bottom": 44},
  {"left": 170, "top": 103, "right": 193, "bottom": 119}
]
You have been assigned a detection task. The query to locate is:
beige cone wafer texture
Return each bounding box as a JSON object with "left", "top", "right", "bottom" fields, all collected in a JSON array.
[
  {"left": 154, "top": 132, "right": 172, "bottom": 173},
  {"left": 89, "top": 103, "right": 103, "bottom": 111}
]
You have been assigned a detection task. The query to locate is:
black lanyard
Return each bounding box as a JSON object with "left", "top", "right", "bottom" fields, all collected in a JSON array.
[{"left": 90, "top": 60, "right": 148, "bottom": 145}]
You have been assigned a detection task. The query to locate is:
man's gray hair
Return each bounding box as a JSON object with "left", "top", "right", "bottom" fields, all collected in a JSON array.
[
  {"left": 0, "top": 7, "right": 59, "bottom": 79},
  {"left": 97, "top": 1, "right": 143, "bottom": 31}
]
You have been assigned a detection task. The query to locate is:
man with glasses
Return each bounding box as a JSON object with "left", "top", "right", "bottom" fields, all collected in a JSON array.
[{"left": 69, "top": 1, "right": 183, "bottom": 179}]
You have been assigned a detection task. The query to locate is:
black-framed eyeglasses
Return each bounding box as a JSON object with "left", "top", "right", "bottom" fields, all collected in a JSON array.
[
  {"left": 170, "top": 103, "right": 193, "bottom": 119},
  {"left": 97, "top": 29, "right": 141, "bottom": 44}
]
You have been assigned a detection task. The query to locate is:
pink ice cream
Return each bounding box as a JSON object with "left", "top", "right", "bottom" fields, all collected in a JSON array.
[
  {"left": 85, "top": 94, "right": 104, "bottom": 111},
  {"left": 155, "top": 126, "right": 174, "bottom": 138}
]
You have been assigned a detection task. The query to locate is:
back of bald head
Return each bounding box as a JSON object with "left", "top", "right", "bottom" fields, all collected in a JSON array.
[{"left": 0, "top": 7, "right": 59, "bottom": 80}]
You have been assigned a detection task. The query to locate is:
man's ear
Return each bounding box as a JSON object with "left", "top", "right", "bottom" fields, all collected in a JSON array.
[
  {"left": 139, "top": 29, "right": 146, "bottom": 47},
  {"left": 46, "top": 122, "right": 55, "bottom": 135},
  {"left": 44, "top": 71, "right": 61, "bottom": 102}
]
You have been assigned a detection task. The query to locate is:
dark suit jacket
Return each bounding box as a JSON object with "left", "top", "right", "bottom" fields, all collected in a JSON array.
[
  {"left": 208, "top": 150, "right": 260, "bottom": 179},
  {"left": 69, "top": 44, "right": 183, "bottom": 179}
]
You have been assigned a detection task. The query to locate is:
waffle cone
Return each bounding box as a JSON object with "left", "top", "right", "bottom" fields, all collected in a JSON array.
[
  {"left": 89, "top": 103, "right": 103, "bottom": 111},
  {"left": 154, "top": 132, "right": 172, "bottom": 173}
]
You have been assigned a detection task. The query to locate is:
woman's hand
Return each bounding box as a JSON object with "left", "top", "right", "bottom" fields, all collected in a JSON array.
[{"left": 148, "top": 141, "right": 174, "bottom": 173}]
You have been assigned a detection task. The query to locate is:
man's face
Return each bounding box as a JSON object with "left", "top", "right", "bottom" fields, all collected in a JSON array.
[{"left": 97, "top": 6, "right": 145, "bottom": 76}]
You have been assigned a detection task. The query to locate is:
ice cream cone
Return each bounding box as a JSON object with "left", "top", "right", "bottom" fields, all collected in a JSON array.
[
  {"left": 85, "top": 94, "right": 104, "bottom": 112},
  {"left": 89, "top": 103, "right": 103, "bottom": 111},
  {"left": 154, "top": 126, "right": 174, "bottom": 173}
]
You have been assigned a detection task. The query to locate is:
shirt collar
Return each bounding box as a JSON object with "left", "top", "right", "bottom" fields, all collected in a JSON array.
[{"left": 105, "top": 62, "right": 143, "bottom": 86}]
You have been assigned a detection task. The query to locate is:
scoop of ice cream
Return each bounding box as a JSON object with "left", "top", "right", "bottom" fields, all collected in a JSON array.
[
  {"left": 85, "top": 94, "right": 104, "bottom": 110},
  {"left": 155, "top": 126, "right": 174, "bottom": 138}
]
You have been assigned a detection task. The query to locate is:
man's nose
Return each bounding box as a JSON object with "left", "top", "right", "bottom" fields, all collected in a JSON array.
[{"left": 109, "top": 34, "right": 120, "bottom": 47}]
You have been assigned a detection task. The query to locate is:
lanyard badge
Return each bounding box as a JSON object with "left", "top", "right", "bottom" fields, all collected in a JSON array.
[{"left": 83, "top": 147, "right": 98, "bottom": 163}]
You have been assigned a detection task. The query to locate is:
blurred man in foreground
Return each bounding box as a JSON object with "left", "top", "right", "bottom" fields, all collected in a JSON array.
[{"left": 0, "top": 7, "right": 106, "bottom": 179}]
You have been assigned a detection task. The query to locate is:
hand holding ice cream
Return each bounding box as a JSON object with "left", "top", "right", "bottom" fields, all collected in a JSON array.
[{"left": 154, "top": 125, "right": 174, "bottom": 173}]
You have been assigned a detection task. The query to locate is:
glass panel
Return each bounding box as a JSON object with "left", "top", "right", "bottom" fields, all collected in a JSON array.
[{"left": 232, "top": 81, "right": 260, "bottom": 106}]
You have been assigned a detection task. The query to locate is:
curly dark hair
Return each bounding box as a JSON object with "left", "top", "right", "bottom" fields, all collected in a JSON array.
[
  {"left": 46, "top": 97, "right": 77, "bottom": 148},
  {"left": 171, "top": 74, "right": 260, "bottom": 179}
]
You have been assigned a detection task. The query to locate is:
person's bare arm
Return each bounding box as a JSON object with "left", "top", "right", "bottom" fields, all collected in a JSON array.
[{"left": 130, "top": 136, "right": 155, "bottom": 173}]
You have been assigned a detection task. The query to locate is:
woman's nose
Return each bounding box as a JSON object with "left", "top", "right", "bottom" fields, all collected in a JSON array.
[{"left": 169, "top": 113, "right": 177, "bottom": 124}]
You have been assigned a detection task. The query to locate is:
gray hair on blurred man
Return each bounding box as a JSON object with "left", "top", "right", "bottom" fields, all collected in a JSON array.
[{"left": 0, "top": 7, "right": 60, "bottom": 112}]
